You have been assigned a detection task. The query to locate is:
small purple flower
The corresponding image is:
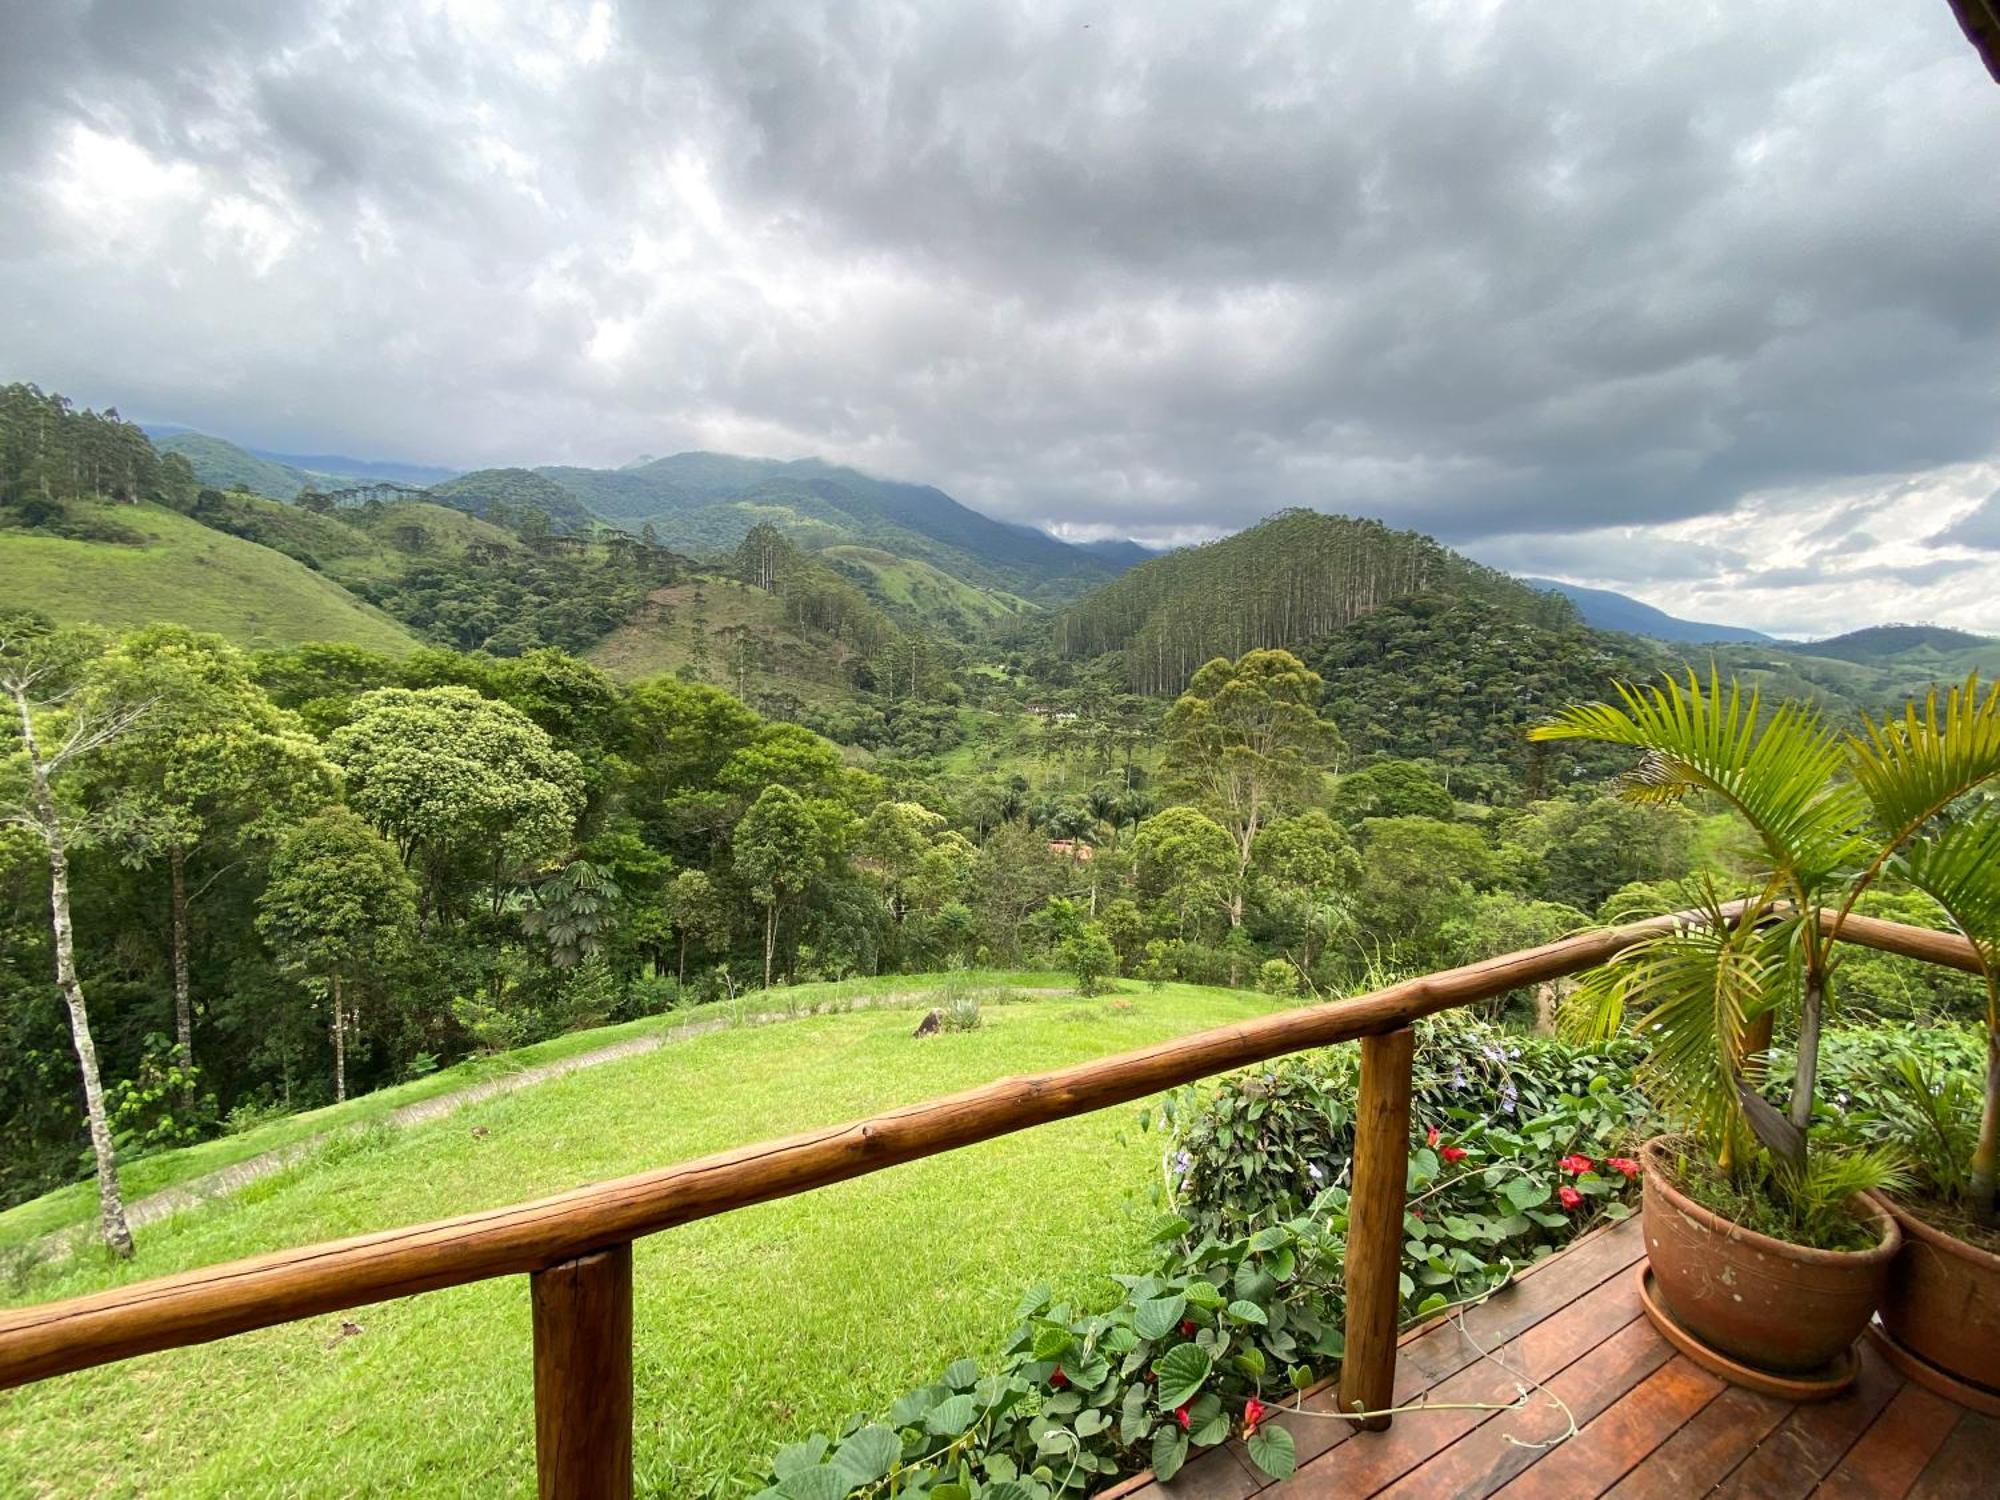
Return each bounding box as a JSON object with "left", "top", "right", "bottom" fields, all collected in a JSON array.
[
  {"left": 1174, "top": 1151, "right": 1192, "bottom": 1177},
  {"left": 1307, "top": 1163, "right": 1324, "bottom": 1182}
]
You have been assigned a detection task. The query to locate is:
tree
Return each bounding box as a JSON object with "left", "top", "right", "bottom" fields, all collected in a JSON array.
[
  {"left": 1063, "top": 922, "right": 1118, "bottom": 996},
  {"left": 664, "top": 868, "right": 727, "bottom": 985},
  {"left": 1135, "top": 806, "right": 1237, "bottom": 938},
  {"left": 1163, "top": 650, "right": 1344, "bottom": 925},
  {"left": 256, "top": 810, "right": 417, "bottom": 1103},
  {"left": 733, "top": 784, "right": 830, "bottom": 987},
  {"left": 1253, "top": 809, "right": 1360, "bottom": 971},
  {"left": 0, "top": 622, "right": 149, "bottom": 1256},
  {"left": 1329, "top": 760, "right": 1453, "bottom": 827},
  {"left": 328, "top": 686, "right": 585, "bottom": 925},
  {"left": 85, "top": 626, "right": 335, "bottom": 1093},
  {"left": 1352, "top": 817, "right": 1496, "bottom": 962}
]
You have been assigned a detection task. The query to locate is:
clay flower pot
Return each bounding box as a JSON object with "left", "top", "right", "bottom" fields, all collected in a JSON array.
[
  {"left": 1870, "top": 1192, "right": 2000, "bottom": 1397},
  {"left": 1640, "top": 1136, "right": 1899, "bottom": 1374}
]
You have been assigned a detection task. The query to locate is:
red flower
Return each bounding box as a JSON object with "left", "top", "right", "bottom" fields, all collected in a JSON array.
[
  {"left": 1050, "top": 1366, "right": 1069, "bottom": 1389},
  {"left": 1558, "top": 1185, "right": 1583, "bottom": 1211},
  {"left": 1175, "top": 1405, "right": 1192, "bottom": 1430},
  {"left": 1180, "top": 1319, "right": 1197, "bottom": 1336},
  {"left": 1606, "top": 1157, "right": 1640, "bottom": 1180},
  {"left": 1440, "top": 1145, "right": 1468, "bottom": 1164},
  {"left": 1558, "top": 1154, "right": 1594, "bottom": 1175},
  {"left": 1426, "top": 1125, "right": 1440, "bottom": 1147},
  {"left": 1242, "top": 1397, "right": 1268, "bottom": 1437}
]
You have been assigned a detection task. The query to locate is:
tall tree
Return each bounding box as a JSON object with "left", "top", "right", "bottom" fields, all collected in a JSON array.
[
  {"left": 256, "top": 810, "right": 418, "bottom": 1103},
  {"left": 85, "top": 626, "right": 335, "bottom": 1094},
  {"left": 733, "top": 785, "right": 830, "bottom": 987},
  {"left": 1162, "top": 649, "right": 1344, "bottom": 925},
  {"left": 0, "top": 622, "right": 149, "bottom": 1257},
  {"left": 664, "top": 868, "right": 727, "bottom": 986}
]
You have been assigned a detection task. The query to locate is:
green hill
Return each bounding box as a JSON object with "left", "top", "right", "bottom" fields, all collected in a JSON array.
[
  {"left": 820, "top": 544, "right": 1038, "bottom": 634},
  {"left": 426, "top": 467, "right": 607, "bottom": 535},
  {"left": 587, "top": 575, "right": 867, "bottom": 701},
  {"left": 537, "top": 452, "right": 1112, "bottom": 601},
  {"left": 151, "top": 431, "right": 368, "bottom": 499},
  {"left": 0, "top": 500, "right": 420, "bottom": 652},
  {"left": 1057, "top": 508, "right": 1575, "bottom": 693},
  {"left": 1778, "top": 623, "right": 1997, "bottom": 668}
]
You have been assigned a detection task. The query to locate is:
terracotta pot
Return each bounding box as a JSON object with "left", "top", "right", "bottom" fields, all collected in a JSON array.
[
  {"left": 1870, "top": 1192, "right": 2000, "bottom": 1394},
  {"left": 1640, "top": 1136, "right": 1899, "bottom": 1374}
]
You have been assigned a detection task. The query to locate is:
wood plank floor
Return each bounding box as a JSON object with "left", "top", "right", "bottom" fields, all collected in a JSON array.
[{"left": 1103, "top": 1217, "right": 1995, "bottom": 1500}]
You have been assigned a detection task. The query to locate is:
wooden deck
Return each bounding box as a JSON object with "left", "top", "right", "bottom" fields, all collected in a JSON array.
[{"left": 1104, "top": 1217, "right": 1995, "bottom": 1500}]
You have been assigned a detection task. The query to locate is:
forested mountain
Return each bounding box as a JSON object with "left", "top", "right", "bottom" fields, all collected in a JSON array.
[
  {"left": 1522, "top": 578, "right": 1773, "bottom": 644},
  {"left": 538, "top": 452, "right": 1114, "bottom": 600},
  {"left": 426, "top": 467, "right": 607, "bottom": 535},
  {"left": 1056, "top": 509, "right": 1572, "bottom": 693},
  {"left": 1073, "top": 536, "right": 1161, "bottom": 571}
]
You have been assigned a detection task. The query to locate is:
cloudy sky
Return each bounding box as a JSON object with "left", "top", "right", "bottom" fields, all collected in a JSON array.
[{"left": 3, "top": 1, "right": 1998, "bottom": 636}]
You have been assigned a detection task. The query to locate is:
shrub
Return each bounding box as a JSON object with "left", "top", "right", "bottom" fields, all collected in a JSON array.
[
  {"left": 1149, "top": 1015, "right": 1650, "bottom": 1318},
  {"left": 1063, "top": 923, "right": 1118, "bottom": 997},
  {"left": 1255, "top": 959, "right": 1300, "bottom": 998}
]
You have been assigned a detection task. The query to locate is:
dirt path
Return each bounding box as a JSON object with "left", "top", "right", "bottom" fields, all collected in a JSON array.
[{"left": 32, "top": 987, "right": 1065, "bottom": 1258}]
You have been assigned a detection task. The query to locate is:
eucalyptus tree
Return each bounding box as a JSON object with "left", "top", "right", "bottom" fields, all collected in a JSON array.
[
  {"left": 1163, "top": 650, "right": 1344, "bottom": 925},
  {"left": 0, "top": 620, "right": 148, "bottom": 1257}
]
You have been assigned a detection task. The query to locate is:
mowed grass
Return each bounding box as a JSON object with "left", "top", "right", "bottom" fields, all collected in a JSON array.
[
  {"left": 0, "top": 982, "right": 1282, "bottom": 1498},
  {"left": 0, "top": 503, "right": 417, "bottom": 653},
  {"left": 0, "top": 971, "right": 1063, "bottom": 1249}
]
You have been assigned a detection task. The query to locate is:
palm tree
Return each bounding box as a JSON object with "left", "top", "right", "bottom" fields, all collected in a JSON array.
[{"left": 1533, "top": 670, "right": 1999, "bottom": 1234}]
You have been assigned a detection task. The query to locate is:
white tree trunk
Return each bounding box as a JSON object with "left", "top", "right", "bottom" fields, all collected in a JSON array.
[
  {"left": 330, "top": 971, "right": 347, "bottom": 1103},
  {"left": 15, "top": 688, "right": 133, "bottom": 1258}
]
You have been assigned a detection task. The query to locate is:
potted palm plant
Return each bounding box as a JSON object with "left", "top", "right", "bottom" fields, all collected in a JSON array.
[{"left": 1530, "top": 671, "right": 1999, "bottom": 1385}]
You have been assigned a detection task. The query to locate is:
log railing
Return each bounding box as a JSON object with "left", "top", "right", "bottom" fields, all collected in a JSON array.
[{"left": 0, "top": 909, "right": 1981, "bottom": 1497}]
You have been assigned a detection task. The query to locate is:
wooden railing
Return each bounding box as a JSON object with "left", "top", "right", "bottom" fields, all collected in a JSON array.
[{"left": 0, "top": 909, "right": 1980, "bottom": 1497}]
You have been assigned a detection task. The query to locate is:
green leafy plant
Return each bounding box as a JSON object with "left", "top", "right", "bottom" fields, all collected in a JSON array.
[{"left": 1534, "top": 671, "right": 2000, "bottom": 1236}]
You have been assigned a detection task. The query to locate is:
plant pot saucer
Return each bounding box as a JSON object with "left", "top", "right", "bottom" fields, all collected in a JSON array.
[
  {"left": 1635, "top": 1263, "right": 1858, "bottom": 1401},
  {"left": 1866, "top": 1319, "right": 2000, "bottom": 1418}
]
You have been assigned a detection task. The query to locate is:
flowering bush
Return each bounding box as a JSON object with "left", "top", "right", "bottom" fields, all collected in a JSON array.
[{"left": 1149, "top": 1014, "right": 1651, "bottom": 1318}]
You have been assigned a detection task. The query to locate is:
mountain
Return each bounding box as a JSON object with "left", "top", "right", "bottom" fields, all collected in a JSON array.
[
  {"left": 1058, "top": 508, "right": 1572, "bottom": 693},
  {"left": 1073, "top": 537, "right": 1160, "bottom": 572},
  {"left": 1779, "top": 623, "right": 1995, "bottom": 666},
  {"left": 244, "top": 447, "right": 456, "bottom": 487},
  {"left": 1522, "top": 579, "right": 1774, "bottom": 644},
  {"left": 150, "top": 431, "right": 369, "bottom": 499},
  {"left": 426, "top": 468, "right": 607, "bottom": 535},
  {"left": 533, "top": 452, "right": 1114, "bottom": 601}
]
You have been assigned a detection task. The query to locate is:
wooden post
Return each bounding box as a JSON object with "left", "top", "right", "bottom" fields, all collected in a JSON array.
[
  {"left": 1338, "top": 1027, "right": 1414, "bottom": 1431},
  {"left": 531, "top": 1243, "right": 633, "bottom": 1500}
]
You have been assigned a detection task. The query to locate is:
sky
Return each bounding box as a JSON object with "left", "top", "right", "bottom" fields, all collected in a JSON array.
[{"left": 3, "top": 1, "right": 1998, "bottom": 638}]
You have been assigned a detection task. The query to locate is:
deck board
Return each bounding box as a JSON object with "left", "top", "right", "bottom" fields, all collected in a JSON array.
[{"left": 1111, "top": 1217, "right": 1987, "bottom": 1500}]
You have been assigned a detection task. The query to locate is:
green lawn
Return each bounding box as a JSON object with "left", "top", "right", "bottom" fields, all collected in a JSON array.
[
  {"left": 0, "top": 502, "right": 418, "bottom": 653},
  {"left": 0, "top": 972, "right": 1065, "bottom": 1249},
  {"left": 0, "top": 980, "right": 1281, "bottom": 1498}
]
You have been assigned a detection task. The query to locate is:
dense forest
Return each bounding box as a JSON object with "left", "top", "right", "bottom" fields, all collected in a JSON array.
[{"left": 1052, "top": 509, "right": 1575, "bottom": 692}]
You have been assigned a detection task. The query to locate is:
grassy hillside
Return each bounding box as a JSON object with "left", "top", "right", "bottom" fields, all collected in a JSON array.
[
  {"left": 0, "top": 980, "right": 1282, "bottom": 1498},
  {"left": 587, "top": 575, "right": 863, "bottom": 700},
  {"left": 821, "top": 544, "right": 1038, "bottom": 633},
  {"left": 0, "top": 501, "right": 419, "bottom": 652}
]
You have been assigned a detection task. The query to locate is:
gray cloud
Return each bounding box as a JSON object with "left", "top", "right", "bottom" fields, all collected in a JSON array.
[
  {"left": 2, "top": 0, "right": 1998, "bottom": 628},
  {"left": 1935, "top": 490, "right": 2000, "bottom": 549}
]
